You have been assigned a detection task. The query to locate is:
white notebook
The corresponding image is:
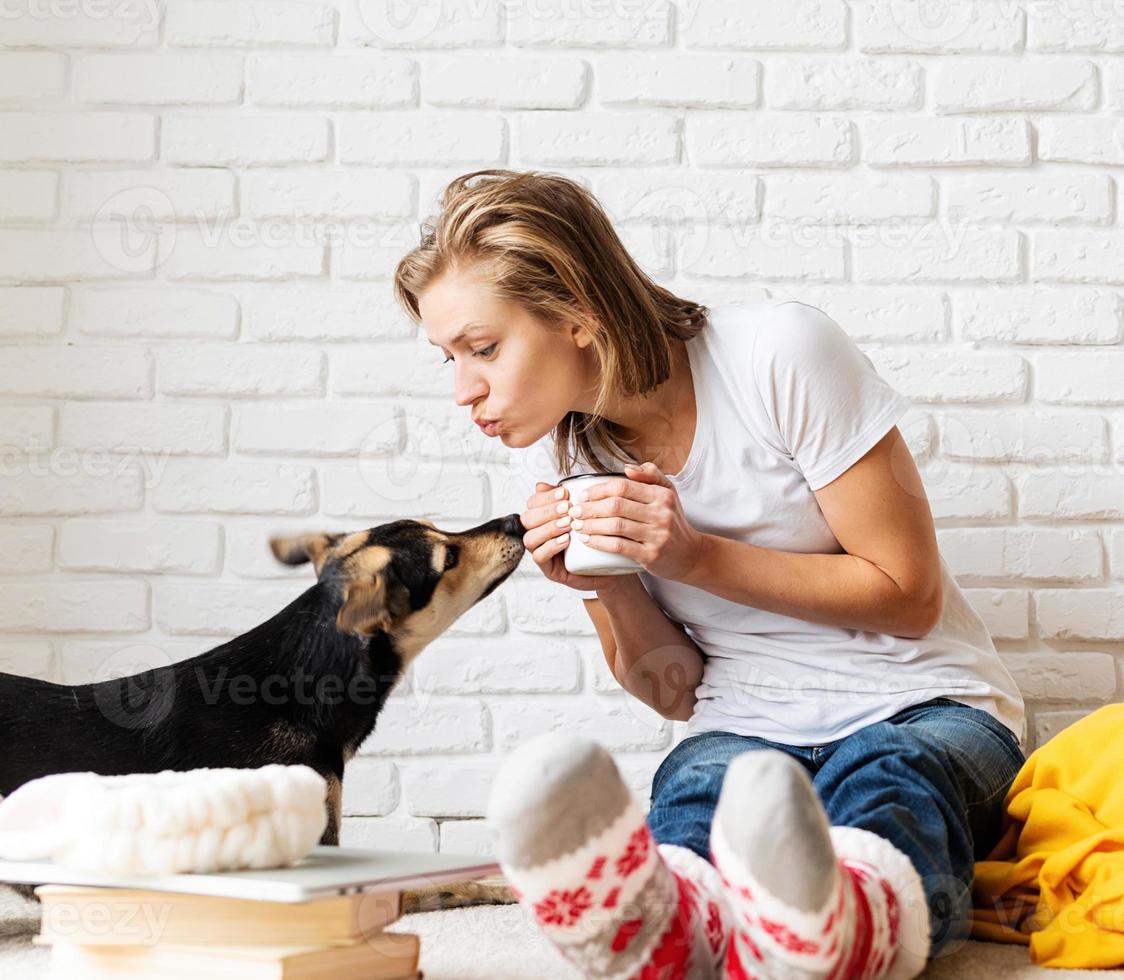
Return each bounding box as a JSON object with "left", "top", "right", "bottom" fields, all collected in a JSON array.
[{"left": 0, "top": 845, "right": 501, "bottom": 903}]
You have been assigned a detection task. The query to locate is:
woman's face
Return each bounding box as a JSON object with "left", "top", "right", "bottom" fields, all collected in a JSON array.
[{"left": 419, "top": 267, "right": 597, "bottom": 449}]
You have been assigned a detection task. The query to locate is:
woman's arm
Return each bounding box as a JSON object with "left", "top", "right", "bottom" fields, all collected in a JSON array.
[
  {"left": 679, "top": 428, "right": 943, "bottom": 640},
  {"left": 583, "top": 577, "right": 703, "bottom": 722}
]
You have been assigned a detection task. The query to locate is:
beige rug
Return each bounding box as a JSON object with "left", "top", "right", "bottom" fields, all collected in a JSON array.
[{"left": 2, "top": 889, "right": 1120, "bottom": 978}]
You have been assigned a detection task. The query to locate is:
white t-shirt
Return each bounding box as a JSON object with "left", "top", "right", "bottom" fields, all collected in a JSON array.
[{"left": 508, "top": 299, "right": 1027, "bottom": 750}]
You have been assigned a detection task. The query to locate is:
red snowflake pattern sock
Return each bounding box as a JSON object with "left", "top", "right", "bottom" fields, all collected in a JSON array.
[
  {"left": 709, "top": 750, "right": 931, "bottom": 980},
  {"left": 486, "top": 733, "right": 734, "bottom": 979}
]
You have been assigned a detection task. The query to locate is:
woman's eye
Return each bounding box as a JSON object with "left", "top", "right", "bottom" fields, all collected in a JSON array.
[{"left": 442, "top": 344, "right": 496, "bottom": 365}]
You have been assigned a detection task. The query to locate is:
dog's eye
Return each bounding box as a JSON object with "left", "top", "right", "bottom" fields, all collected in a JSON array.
[{"left": 444, "top": 545, "right": 459, "bottom": 571}]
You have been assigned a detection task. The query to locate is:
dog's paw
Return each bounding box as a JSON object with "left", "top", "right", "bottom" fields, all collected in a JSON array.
[{"left": 401, "top": 874, "right": 516, "bottom": 913}]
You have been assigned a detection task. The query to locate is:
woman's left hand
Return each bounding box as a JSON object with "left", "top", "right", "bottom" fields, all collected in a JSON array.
[{"left": 565, "top": 461, "right": 706, "bottom": 582}]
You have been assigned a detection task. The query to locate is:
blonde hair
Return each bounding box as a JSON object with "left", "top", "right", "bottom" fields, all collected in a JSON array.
[{"left": 393, "top": 168, "right": 708, "bottom": 477}]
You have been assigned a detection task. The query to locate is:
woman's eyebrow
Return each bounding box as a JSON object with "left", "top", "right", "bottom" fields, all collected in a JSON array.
[{"left": 427, "top": 322, "right": 487, "bottom": 348}]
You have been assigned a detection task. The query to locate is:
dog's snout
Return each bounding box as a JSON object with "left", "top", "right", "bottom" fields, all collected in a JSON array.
[{"left": 500, "top": 513, "right": 525, "bottom": 538}]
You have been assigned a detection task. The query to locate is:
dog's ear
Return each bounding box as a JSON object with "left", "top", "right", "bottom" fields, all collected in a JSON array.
[
  {"left": 336, "top": 568, "right": 409, "bottom": 637},
  {"left": 269, "top": 532, "right": 342, "bottom": 575}
]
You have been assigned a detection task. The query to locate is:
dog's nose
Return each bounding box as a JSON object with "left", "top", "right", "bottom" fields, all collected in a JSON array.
[{"left": 501, "top": 513, "right": 525, "bottom": 538}]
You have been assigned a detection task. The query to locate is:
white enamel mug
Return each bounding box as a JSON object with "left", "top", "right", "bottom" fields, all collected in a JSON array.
[{"left": 558, "top": 472, "right": 645, "bottom": 577}]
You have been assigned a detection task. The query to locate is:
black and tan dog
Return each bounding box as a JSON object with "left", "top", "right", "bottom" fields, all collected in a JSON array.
[{"left": 0, "top": 514, "right": 525, "bottom": 912}]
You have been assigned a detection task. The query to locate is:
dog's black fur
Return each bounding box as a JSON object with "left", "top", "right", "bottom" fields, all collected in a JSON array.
[{"left": 0, "top": 513, "right": 526, "bottom": 909}]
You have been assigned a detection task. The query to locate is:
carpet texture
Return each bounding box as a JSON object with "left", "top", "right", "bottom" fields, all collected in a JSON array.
[{"left": 2, "top": 888, "right": 1122, "bottom": 978}]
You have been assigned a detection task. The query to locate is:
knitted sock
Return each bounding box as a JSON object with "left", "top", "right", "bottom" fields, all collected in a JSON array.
[
  {"left": 710, "top": 750, "right": 931, "bottom": 980},
  {"left": 486, "top": 733, "right": 733, "bottom": 979}
]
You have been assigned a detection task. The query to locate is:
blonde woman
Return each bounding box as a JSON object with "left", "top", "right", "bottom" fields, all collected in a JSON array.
[{"left": 394, "top": 170, "right": 1025, "bottom": 980}]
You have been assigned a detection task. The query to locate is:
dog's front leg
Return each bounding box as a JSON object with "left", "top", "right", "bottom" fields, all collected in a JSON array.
[{"left": 319, "top": 772, "right": 341, "bottom": 846}]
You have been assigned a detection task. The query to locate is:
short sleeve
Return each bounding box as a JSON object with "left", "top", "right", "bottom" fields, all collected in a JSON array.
[
  {"left": 503, "top": 435, "right": 599, "bottom": 601},
  {"left": 751, "top": 301, "right": 912, "bottom": 492}
]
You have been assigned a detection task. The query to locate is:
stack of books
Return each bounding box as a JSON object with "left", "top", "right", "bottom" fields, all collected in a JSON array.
[
  {"left": 31, "top": 884, "right": 423, "bottom": 978},
  {"left": 0, "top": 844, "right": 503, "bottom": 979}
]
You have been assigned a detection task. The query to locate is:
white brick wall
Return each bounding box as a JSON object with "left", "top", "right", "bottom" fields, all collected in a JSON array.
[{"left": 0, "top": 0, "right": 1122, "bottom": 855}]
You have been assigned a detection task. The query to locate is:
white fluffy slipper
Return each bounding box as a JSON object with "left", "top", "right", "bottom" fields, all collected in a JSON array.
[{"left": 0, "top": 765, "right": 328, "bottom": 875}]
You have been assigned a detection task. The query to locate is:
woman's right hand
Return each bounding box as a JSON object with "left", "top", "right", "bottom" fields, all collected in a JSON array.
[{"left": 520, "top": 481, "right": 634, "bottom": 594}]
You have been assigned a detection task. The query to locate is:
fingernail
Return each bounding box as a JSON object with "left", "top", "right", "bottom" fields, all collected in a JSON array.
[
  {"left": 554, "top": 488, "right": 565, "bottom": 500},
  {"left": 579, "top": 533, "right": 590, "bottom": 543},
  {"left": 555, "top": 515, "right": 570, "bottom": 527},
  {"left": 558, "top": 533, "right": 569, "bottom": 543},
  {"left": 556, "top": 501, "right": 568, "bottom": 513}
]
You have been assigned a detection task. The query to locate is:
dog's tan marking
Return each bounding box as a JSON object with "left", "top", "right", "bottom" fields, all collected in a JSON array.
[
  {"left": 323, "top": 772, "right": 342, "bottom": 845},
  {"left": 430, "top": 541, "right": 446, "bottom": 575}
]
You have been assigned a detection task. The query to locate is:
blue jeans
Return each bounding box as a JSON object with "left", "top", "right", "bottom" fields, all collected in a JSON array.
[{"left": 646, "top": 696, "right": 1025, "bottom": 958}]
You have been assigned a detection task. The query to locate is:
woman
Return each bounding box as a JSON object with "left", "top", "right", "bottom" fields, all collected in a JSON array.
[{"left": 394, "top": 169, "right": 1026, "bottom": 980}]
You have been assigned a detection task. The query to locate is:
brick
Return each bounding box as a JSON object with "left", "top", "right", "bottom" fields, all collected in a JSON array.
[
  {"left": 152, "top": 461, "right": 316, "bottom": 515},
  {"left": 515, "top": 110, "right": 677, "bottom": 166},
  {"left": 234, "top": 402, "right": 397, "bottom": 455},
  {"left": 240, "top": 285, "right": 416, "bottom": 341},
  {"left": 0, "top": 171, "right": 54, "bottom": 221},
  {"left": 64, "top": 169, "right": 235, "bottom": 220},
  {"left": 507, "top": 1, "right": 666, "bottom": 47},
  {"left": 342, "top": 0, "right": 501, "bottom": 47},
  {"left": 335, "top": 221, "right": 433, "bottom": 281},
  {"left": 1036, "top": 354, "right": 1124, "bottom": 405},
  {"left": 865, "top": 117, "right": 1030, "bottom": 166},
  {"left": 0, "top": 228, "right": 155, "bottom": 282},
  {"left": 158, "top": 225, "right": 324, "bottom": 281},
  {"left": 595, "top": 171, "right": 761, "bottom": 230},
  {"left": 162, "top": 114, "right": 330, "bottom": 166},
  {"left": 72, "top": 287, "right": 239, "bottom": 339},
  {"left": 956, "top": 288, "right": 1122, "bottom": 345},
  {"left": 682, "top": 1, "right": 847, "bottom": 50},
  {"left": 158, "top": 345, "right": 324, "bottom": 397},
  {"left": 0, "top": 287, "right": 65, "bottom": 338},
  {"left": 1111, "top": 528, "right": 1124, "bottom": 581},
  {"left": 1028, "top": 6, "right": 1124, "bottom": 51},
  {"left": 166, "top": 1, "right": 335, "bottom": 47},
  {"left": 401, "top": 762, "right": 496, "bottom": 817},
  {"left": 156, "top": 582, "right": 307, "bottom": 635},
  {"left": 242, "top": 170, "right": 413, "bottom": 219},
  {"left": 226, "top": 522, "right": 332, "bottom": 579},
  {"left": 0, "top": 580, "right": 148, "bottom": 633},
  {"left": 765, "top": 173, "right": 933, "bottom": 221},
  {"left": 0, "top": 347, "right": 150, "bottom": 398},
  {"left": 75, "top": 53, "right": 243, "bottom": 104},
  {"left": 340, "top": 111, "right": 504, "bottom": 165},
  {"left": 933, "top": 58, "right": 1097, "bottom": 112},
  {"left": 340, "top": 816, "right": 436, "bottom": 852},
  {"left": 0, "top": 642, "right": 52, "bottom": 680},
  {"left": 853, "top": 227, "right": 1021, "bottom": 283},
  {"left": 340, "top": 759, "right": 398, "bottom": 816},
  {"left": 0, "top": 463, "right": 144, "bottom": 516},
  {"left": 427, "top": 54, "right": 585, "bottom": 108},
  {"left": 937, "top": 528, "right": 1102, "bottom": 582},
  {"left": 58, "top": 402, "right": 227, "bottom": 455},
  {"left": 918, "top": 462, "right": 1010, "bottom": 522},
  {"left": 59, "top": 519, "right": 221, "bottom": 574},
  {"left": 322, "top": 464, "right": 485, "bottom": 520},
  {"left": 0, "top": 113, "right": 155, "bottom": 163},
  {"left": 409, "top": 637, "right": 581, "bottom": 694},
  {"left": 1001, "top": 652, "right": 1117, "bottom": 701},
  {"left": 945, "top": 173, "right": 1111, "bottom": 226},
  {"left": 506, "top": 580, "right": 597, "bottom": 637},
  {"left": 1036, "top": 589, "right": 1124, "bottom": 641},
  {"left": 0, "top": 4, "right": 159, "bottom": 47},
  {"left": 356, "top": 698, "right": 489, "bottom": 755},
  {"left": 490, "top": 697, "right": 670, "bottom": 752},
  {"left": 871, "top": 349, "right": 1025, "bottom": 402},
  {"left": 1038, "top": 118, "right": 1124, "bottom": 166},
  {"left": 330, "top": 342, "right": 450, "bottom": 398},
  {"left": 59, "top": 639, "right": 203, "bottom": 685},
  {"left": 0, "top": 406, "right": 54, "bottom": 450},
  {"left": 438, "top": 820, "right": 492, "bottom": 855},
  {"left": 0, "top": 52, "right": 67, "bottom": 102},
  {"left": 1034, "top": 229, "right": 1124, "bottom": 285},
  {"left": 599, "top": 54, "right": 759, "bottom": 108},
  {"left": 939, "top": 411, "right": 1106, "bottom": 464},
  {"left": 1017, "top": 472, "right": 1124, "bottom": 521},
  {"left": 767, "top": 57, "right": 922, "bottom": 110},
  {"left": 965, "top": 589, "right": 1029, "bottom": 640},
  {"left": 776, "top": 286, "right": 948, "bottom": 342},
  {"left": 682, "top": 223, "right": 845, "bottom": 280},
  {"left": 856, "top": 0, "right": 1023, "bottom": 53},
  {"left": 1032, "top": 709, "right": 1098, "bottom": 753},
  {"left": 248, "top": 53, "right": 415, "bottom": 107},
  {"left": 689, "top": 114, "right": 853, "bottom": 167},
  {"left": 0, "top": 524, "right": 54, "bottom": 574}
]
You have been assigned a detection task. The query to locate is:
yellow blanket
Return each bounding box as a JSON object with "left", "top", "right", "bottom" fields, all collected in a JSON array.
[{"left": 970, "top": 702, "right": 1124, "bottom": 968}]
